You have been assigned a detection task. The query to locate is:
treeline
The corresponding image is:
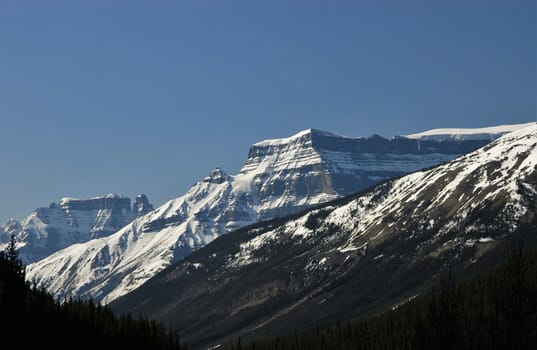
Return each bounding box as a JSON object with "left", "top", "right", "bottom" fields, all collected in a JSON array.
[
  {"left": 0, "top": 236, "right": 185, "bottom": 349},
  {"left": 230, "top": 244, "right": 537, "bottom": 350}
]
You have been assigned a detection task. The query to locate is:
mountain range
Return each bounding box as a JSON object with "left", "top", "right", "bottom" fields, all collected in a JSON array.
[
  {"left": 110, "top": 123, "right": 537, "bottom": 349},
  {"left": 23, "top": 123, "right": 532, "bottom": 305},
  {"left": 0, "top": 194, "right": 153, "bottom": 264}
]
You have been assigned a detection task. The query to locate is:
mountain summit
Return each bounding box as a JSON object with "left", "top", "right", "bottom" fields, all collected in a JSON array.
[
  {"left": 403, "top": 122, "right": 533, "bottom": 141},
  {"left": 1, "top": 194, "right": 153, "bottom": 264},
  {"left": 26, "top": 124, "right": 526, "bottom": 303}
]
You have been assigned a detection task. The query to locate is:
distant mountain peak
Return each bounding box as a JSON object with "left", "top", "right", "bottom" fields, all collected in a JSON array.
[
  {"left": 1, "top": 218, "right": 22, "bottom": 243},
  {"left": 307, "top": 128, "right": 345, "bottom": 138},
  {"left": 58, "top": 193, "right": 128, "bottom": 205},
  {"left": 252, "top": 128, "right": 345, "bottom": 148},
  {"left": 4, "top": 218, "right": 20, "bottom": 227},
  {"left": 134, "top": 194, "right": 154, "bottom": 217},
  {"left": 402, "top": 122, "right": 534, "bottom": 141},
  {"left": 1, "top": 193, "right": 146, "bottom": 263},
  {"left": 202, "top": 167, "right": 230, "bottom": 184}
]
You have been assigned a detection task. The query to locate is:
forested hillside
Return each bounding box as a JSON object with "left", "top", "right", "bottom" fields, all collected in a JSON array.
[
  {"left": 0, "top": 236, "right": 184, "bottom": 349},
  {"left": 228, "top": 243, "right": 537, "bottom": 350}
]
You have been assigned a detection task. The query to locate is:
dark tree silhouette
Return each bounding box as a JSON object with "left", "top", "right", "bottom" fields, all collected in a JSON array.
[
  {"left": 224, "top": 245, "right": 537, "bottom": 350},
  {"left": 0, "top": 240, "right": 185, "bottom": 349}
]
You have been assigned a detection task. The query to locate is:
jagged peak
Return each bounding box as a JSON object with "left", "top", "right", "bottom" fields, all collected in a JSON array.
[
  {"left": 134, "top": 194, "right": 154, "bottom": 216},
  {"left": 4, "top": 218, "right": 20, "bottom": 226},
  {"left": 202, "top": 167, "right": 230, "bottom": 184},
  {"left": 2, "top": 218, "right": 21, "bottom": 235},
  {"left": 135, "top": 194, "right": 149, "bottom": 201}
]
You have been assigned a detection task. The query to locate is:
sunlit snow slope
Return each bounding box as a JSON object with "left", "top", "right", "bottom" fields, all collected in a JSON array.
[{"left": 403, "top": 122, "right": 533, "bottom": 141}]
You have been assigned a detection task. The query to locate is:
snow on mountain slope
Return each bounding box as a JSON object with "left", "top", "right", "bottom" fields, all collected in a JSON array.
[
  {"left": 27, "top": 127, "right": 500, "bottom": 303},
  {"left": 0, "top": 218, "right": 21, "bottom": 243},
  {"left": 0, "top": 194, "right": 153, "bottom": 264},
  {"left": 110, "top": 123, "right": 537, "bottom": 348},
  {"left": 403, "top": 122, "right": 533, "bottom": 141},
  {"left": 231, "top": 123, "right": 537, "bottom": 266}
]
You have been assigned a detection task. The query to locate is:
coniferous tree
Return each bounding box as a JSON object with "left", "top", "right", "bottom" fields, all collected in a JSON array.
[
  {"left": 225, "top": 245, "right": 537, "bottom": 350},
  {"left": 0, "top": 240, "right": 185, "bottom": 349}
]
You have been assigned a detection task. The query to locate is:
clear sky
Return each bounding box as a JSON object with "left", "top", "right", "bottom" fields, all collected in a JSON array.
[{"left": 0, "top": 0, "right": 535, "bottom": 223}]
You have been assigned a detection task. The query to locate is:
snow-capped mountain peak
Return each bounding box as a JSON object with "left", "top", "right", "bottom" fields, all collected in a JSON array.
[
  {"left": 203, "top": 167, "right": 231, "bottom": 184},
  {"left": 1, "top": 194, "right": 153, "bottom": 263},
  {"left": 251, "top": 128, "right": 343, "bottom": 148},
  {"left": 26, "top": 125, "right": 516, "bottom": 303},
  {"left": 403, "top": 122, "right": 533, "bottom": 141},
  {"left": 0, "top": 218, "right": 22, "bottom": 243}
]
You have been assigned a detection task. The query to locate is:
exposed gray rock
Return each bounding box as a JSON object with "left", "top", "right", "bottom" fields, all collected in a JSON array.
[
  {"left": 134, "top": 194, "right": 154, "bottom": 217},
  {"left": 3, "top": 194, "right": 136, "bottom": 264}
]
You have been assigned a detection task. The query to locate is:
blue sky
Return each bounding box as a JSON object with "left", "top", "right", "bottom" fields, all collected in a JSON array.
[{"left": 0, "top": 0, "right": 535, "bottom": 223}]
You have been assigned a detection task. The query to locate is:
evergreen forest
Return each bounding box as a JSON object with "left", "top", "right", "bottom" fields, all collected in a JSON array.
[
  {"left": 228, "top": 244, "right": 537, "bottom": 350},
  {"left": 0, "top": 235, "right": 184, "bottom": 349}
]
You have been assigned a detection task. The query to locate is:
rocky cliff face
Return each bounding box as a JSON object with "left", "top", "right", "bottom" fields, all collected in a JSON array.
[
  {"left": 134, "top": 194, "right": 154, "bottom": 217},
  {"left": 1, "top": 193, "right": 153, "bottom": 264},
  {"left": 243, "top": 129, "right": 492, "bottom": 220},
  {"left": 26, "top": 125, "right": 526, "bottom": 304}
]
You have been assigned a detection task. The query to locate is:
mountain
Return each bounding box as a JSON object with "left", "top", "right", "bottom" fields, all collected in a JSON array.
[
  {"left": 0, "top": 218, "right": 21, "bottom": 243},
  {"left": 0, "top": 193, "right": 153, "bottom": 264},
  {"left": 403, "top": 122, "right": 532, "bottom": 141},
  {"left": 26, "top": 124, "right": 528, "bottom": 304},
  {"left": 110, "top": 123, "right": 537, "bottom": 349},
  {"left": 133, "top": 194, "right": 154, "bottom": 216}
]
